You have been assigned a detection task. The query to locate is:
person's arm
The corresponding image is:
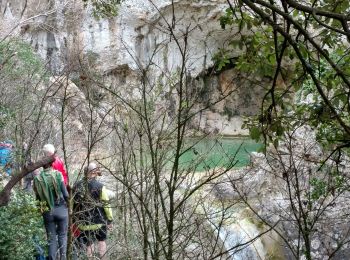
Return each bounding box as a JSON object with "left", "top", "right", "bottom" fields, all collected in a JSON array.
[{"left": 100, "top": 186, "right": 113, "bottom": 224}]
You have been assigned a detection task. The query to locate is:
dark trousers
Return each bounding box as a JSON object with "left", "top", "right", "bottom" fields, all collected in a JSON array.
[{"left": 43, "top": 204, "right": 68, "bottom": 260}]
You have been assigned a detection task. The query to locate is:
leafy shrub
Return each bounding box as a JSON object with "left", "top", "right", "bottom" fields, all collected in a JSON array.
[
  {"left": 0, "top": 188, "right": 46, "bottom": 260},
  {"left": 82, "top": 0, "right": 124, "bottom": 19}
]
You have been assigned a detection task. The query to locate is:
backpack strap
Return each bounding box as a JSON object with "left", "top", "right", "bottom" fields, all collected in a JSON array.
[{"left": 51, "top": 170, "right": 62, "bottom": 201}]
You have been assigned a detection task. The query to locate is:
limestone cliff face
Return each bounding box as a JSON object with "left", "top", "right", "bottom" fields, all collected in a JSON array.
[
  {"left": 0, "top": 0, "right": 233, "bottom": 72},
  {"left": 0, "top": 0, "right": 263, "bottom": 135}
]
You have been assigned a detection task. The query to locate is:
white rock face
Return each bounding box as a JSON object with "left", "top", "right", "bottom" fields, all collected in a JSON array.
[
  {"left": 1, "top": 0, "right": 235, "bottom": 73},
  {"left": 0, "top": 0, "right": 261, "bottom": 135}
]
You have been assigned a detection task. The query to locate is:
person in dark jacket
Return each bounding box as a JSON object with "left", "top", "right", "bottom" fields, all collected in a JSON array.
[
  {"left": 33, "top": 161, "right": 69, "bottom": 260},
  {"left": 73, "top": 162, "right": 113, "bottom": 260}
]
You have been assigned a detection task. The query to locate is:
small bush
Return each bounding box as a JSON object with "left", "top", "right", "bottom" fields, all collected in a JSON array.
[{"left": 0, "top": 188, "right": 46, "bottom": 260}]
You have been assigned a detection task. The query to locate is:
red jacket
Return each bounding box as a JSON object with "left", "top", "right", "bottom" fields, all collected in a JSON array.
[{"left": 52, "top": 155, "right": 68, "bottom": 186}]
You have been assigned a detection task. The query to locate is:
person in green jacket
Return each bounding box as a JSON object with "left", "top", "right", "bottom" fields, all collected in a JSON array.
[
  {"left": 73, "top": 162, "right": 113, "bottom": 260},
  {"left": 33, "top": 161, "right": 69, "bottom": 260}
]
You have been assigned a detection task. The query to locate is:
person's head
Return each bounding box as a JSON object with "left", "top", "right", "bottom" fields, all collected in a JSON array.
[
  {"left": 43, "top": 144, "right": 55, "bottom": 156},
  {"left": 86, "top": 162, "right": 101, "bottom": 178}
]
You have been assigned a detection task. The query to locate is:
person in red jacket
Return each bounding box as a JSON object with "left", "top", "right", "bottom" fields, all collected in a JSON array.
[{"left": 43, "top": 144, "right": 69, "bottom": 186}]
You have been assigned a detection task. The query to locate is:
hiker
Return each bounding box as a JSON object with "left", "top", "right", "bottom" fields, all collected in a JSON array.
[
  {"left": 33, "top": 161, "right": 69, "bottom": 260},
  {"left": 43, "top": 144, "right": 69, "bottom": 186},
  {"left": 73, "top": 162, "right": 113, "bottom": 260},
  {"left": 0, "top": 140, "right": 14, "bottom": 176}
]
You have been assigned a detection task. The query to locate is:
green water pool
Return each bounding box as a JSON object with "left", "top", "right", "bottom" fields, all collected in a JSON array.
[{"left": 179, "top": 137, "right": 262, "bottom": 171}]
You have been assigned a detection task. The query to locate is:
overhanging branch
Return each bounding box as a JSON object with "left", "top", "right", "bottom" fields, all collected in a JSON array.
[{"left": 0, "top": 156, "right": 55, "bottom": 207}]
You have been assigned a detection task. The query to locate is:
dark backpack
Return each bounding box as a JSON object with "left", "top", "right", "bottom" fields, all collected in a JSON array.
[{"left": 73, "top": 179, "right": 106, "bottom": 226}]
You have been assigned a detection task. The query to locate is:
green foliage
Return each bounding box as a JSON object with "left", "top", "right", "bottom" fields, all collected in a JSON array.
[
  {"left": 82, "top": 0, "right": 124, "bottom": 19},
  {"left": 212, "top": 49, "right": 232, "bottom": 71},
  {"left": 0, "top": 39, "right": 49, "bottom": 141},
  {"left": 249, "top": 126, "right": 261, "bottom": 142},
  {"left": 0, "top": 189, "right": 46, "bottom": 260},
  {"left": 310, "top": 170, "right": 347, "bottom": 201},
  {"left": 294, "top": 52, "right": 350, "bottom": 148},
  {"left": 218, "top": 2, "right": 350, "bottom": 153},
  {"left": 216, "top": 6, "right": 285, "bottom": 78},
  {"left": 310, "top": 178, "right": 327, "bottom": 200},
  {"left": 0, "top": 39, "right": 48, "bottom": 82},
  {"left": 220, "top": 6, "right": 257, "bottom": 31},
  {"left": 219, "top": 8, "right": 234, "bottom": 29}
]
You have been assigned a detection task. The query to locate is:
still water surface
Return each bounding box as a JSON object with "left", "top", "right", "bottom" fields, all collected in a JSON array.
[{"left": 179, "top": 137, "right": 262, "bottom": 171}]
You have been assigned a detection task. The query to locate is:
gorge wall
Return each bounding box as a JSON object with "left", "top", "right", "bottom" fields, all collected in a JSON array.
[{"left": 0, "top": 0, "right": 265, "bottom": 135}]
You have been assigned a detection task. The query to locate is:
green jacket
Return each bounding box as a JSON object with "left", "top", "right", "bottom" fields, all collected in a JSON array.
[{"left": 33, "top": 168, "right": 68, "bottom": 210}]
